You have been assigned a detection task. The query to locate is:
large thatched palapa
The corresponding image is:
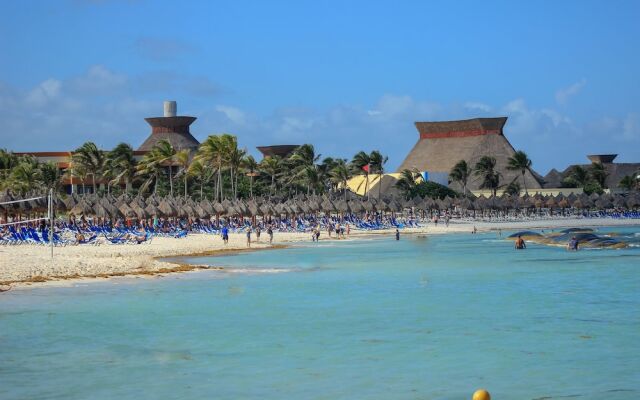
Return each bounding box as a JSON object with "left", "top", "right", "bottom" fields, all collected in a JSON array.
[{"left": 397, "top": 117, "right": 543, "bottom": 191}]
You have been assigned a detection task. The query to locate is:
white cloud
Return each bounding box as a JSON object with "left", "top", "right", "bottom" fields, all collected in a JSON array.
[
  {"left": 71, "top": 65, "right": 127, "bottom": 94},
  {"left": 367, "top": 94, "right": 441, "bottom": 122},
  {"left": 555, "top": 79, "right": 587, "bottom": 105},
  {"left": 215, "top": 105, "right": 247, "bottom": 125},
  {"left": 464, "top": 102, "right": 492, "bottom": 112},
  {"left": 25, "top": 79, "right": 62, "bottom": 107}
]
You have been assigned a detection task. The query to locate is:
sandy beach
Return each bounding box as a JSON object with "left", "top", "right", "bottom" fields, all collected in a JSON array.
[{"left": 1, "top": 218, "right": 638, "bottom": 290}]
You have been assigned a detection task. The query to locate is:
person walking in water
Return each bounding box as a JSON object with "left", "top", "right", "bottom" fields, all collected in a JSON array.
[
  {"left": 567, "top": 236, "right": 579, "bottom": 251},
  {"left": 515, "top": 235, "right": 526, "bottom": 250},
  {"left": 395, "top": 228, "right": 400, "bottom": 241}
]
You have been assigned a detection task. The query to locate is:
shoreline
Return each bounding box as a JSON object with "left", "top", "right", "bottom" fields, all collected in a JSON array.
[{"left": 1, "top": 218, "right": 638, "bottom": 292}]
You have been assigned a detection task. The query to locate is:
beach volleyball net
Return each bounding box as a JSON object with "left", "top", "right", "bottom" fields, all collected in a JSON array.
[{"left": 0, "top": 190, "right": 55, "bottom": 257}]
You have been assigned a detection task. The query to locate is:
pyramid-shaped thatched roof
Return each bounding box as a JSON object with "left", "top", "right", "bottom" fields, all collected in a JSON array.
[{"left": 397, "top": 117, "right": 543, "bottom": 191}]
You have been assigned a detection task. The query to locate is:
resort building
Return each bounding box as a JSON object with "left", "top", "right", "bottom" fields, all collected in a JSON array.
[
  {"left": 256, "top": 145, "right": 300, "bottom": 159},
  {"left": 397, "top": 117, "right": 544, "bottom": 192},
  {"left": 15, "top": 101, "right": 196, "bottom": 194},
  {"left": 138, "top": 101, "right": 199, "bottom": 152},
  {"left": 543, "top": 154, "right": 640, "bottom": 192}
]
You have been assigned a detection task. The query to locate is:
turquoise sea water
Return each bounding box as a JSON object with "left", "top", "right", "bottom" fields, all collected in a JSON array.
[{"left": 1, "top": 227, "right": 640, "bottom": 400}]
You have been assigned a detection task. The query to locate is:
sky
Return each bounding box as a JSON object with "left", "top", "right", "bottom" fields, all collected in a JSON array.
[{"left": 0, "top": 0, "right": 639, "bottom": 174}]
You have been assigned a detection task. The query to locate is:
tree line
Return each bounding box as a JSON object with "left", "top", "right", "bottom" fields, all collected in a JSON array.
[
  {"left": 0, "top": 136, "right": 390, "bottom": 200},
  {"left": 445, "top": 150, "right": 639, "bottom": 196}
]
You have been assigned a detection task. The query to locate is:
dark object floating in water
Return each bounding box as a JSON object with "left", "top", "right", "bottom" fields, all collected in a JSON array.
[
  {"left": 560, "top": 227, "right": 594, "bottom": 234},
  {"left": 507, "top": 231, "right": 543, "bottom": 239},
  {"left": 550, "top": 232, "right": 601, "bottom": 242},
  {"left": 506, "top": 230, "right": 627, "bottom": 249}
]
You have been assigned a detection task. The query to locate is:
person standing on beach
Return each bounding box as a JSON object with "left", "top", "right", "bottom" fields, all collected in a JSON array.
[
  {"left": 221, "top": 225, "right": 229, "bottom": 245},
  {"left": 395, "top": 228, "right": 400, "bottom": 241},
  {"left": 255, "top": 226, "right": 261, "bottom": 242},
  {"left": 246, "top": 227, "right": 252, "bottom": 248},
  {"left": 515, "top": 235, "right": 526, "bottom": 250},
  {"left": 346, "top": 223, "right": 350, "bottom": 236},
  {"left": 267, "top": 225, "right": 274, "bottom": 244}
]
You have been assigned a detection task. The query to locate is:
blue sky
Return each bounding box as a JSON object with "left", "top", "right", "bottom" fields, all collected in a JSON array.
[{"left": 1, "top": 0, "right": 639, "bottom": 174}]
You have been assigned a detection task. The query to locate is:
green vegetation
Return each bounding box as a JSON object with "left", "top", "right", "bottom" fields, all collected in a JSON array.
[
  {"left": 395, "top": 168, "right": 458, "bottom": 199},
  {"left": 0, "top": 140, "right": 389, "bottom": 200},
  {"left": 506, "top": 150, "right": 532, "bottom": 195}
]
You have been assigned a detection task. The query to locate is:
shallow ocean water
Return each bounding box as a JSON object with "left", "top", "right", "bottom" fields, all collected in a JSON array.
[{"left": 1, "top": 227, "right": 639, "bottom": 399}]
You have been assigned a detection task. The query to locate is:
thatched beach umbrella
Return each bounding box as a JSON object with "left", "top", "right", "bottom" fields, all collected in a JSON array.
[
  {"left": 612, "top": 196, "right": 628, "bottom": 209},
  {"left": 158, "top": 200, "right": 177, "bottom": 217},
  {"left": 145, "top": 203, "right": 160, "bottom": 217},
  {"left": 70, "top": 201, "right": 93, "bottom": 216}
]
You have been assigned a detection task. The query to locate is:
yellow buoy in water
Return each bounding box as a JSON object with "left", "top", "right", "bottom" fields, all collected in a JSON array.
[{"left": 472, "top": 389, "right": 491, "bottom": 400}]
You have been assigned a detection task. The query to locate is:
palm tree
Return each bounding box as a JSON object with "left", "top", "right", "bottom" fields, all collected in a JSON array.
[
  {"left": 150, "top": 140, "right": 177, "bottom": 196},
  {"left": 289, "top": 144, "right": 321, "bottom": 195},
  {"left": 242, "top": 155, "right": 259, "bottom": 198},
  {"left": 195, "top": 135, "right": 225, "bottom": 201},
  {"left": 0, "top": 149, "right": 18, "bottom": 181},
  {"left": 72, "top": 142, "right": 105, "bottom": 194},
  {"left": 39, "top": 161, "right": 60, "bottom": 191},
  {"left": 187, "top": 159, "right": 213, "bottom": 200},
  {"left": 105, "top": 143, "right": 136, "bottom": 193},
  {"left": 329, "top": 159, "right": 352, "bottom": 201},
  {"left": 318, "top": 157, "right": 341, "bottom": 194},
  {"left": 504, "top": 178, "right": 521, "bottom": 197},
  {"left": 474, "top": 156, "right": 501, "bottom": 197},
  {"left": 395, "top": 168, "right": 421, "bottom": 198},
  {"left": 8, "top": 160, "right": 41, "bottom": 194},
  {"left": 449, "top": 160, "right": 472, "bottom": 196},
  {"left": 567, "top": 165, "right": 589, "bottom": 187},
  {"left": 260, "top": 155, "right": 282, "bottom": 197},
  {"left": 590, "top": 162, "right": 608, "bottom": 188},
  {"left": 226, "top": 140, "right": 246, "bottom": 199},
  {"left": 351, "top": 151, "right": 371, "bottom": 198},
  {"left": 619, "top": 174, "right": 638, "bottom": 192},
  {"left": 369, "top": 150, "right": 388, "bottom": 200},
  {"left": 136, "top": 141, "right": 176, "bottom": 195},
  {"left": 174, "top": 149, "right": 192, "bottom": 197},
  {"left": 506, "top": 150, "right": 532, "bottom": 195}
]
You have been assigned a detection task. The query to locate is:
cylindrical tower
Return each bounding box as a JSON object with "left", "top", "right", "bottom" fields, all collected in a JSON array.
[{"left": 163, "top": 101, "right": 177, "bottom": 117}]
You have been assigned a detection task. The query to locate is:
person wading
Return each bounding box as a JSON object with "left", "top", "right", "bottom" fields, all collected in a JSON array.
[{"left": 515, "top": 235, "right": 526, "bottom": 250}]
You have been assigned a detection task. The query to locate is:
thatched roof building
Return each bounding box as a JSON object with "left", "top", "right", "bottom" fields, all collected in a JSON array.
[
  {"left": 256, "top": 145, "right": 299, "bottom": 159},
  {"left": 543, "top": 154, "right": 640, "bottom": 190},
  {"left": 138, "top": 101, "right": 200, "bottom": 152},
  {"left": 397, "top": 117, "right": 543, "bottom": 191}
]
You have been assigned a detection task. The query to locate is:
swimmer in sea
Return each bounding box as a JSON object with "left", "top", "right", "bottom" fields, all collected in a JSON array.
[{"left": 515, "top": 235, "right": 526, "bottom": 250}]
